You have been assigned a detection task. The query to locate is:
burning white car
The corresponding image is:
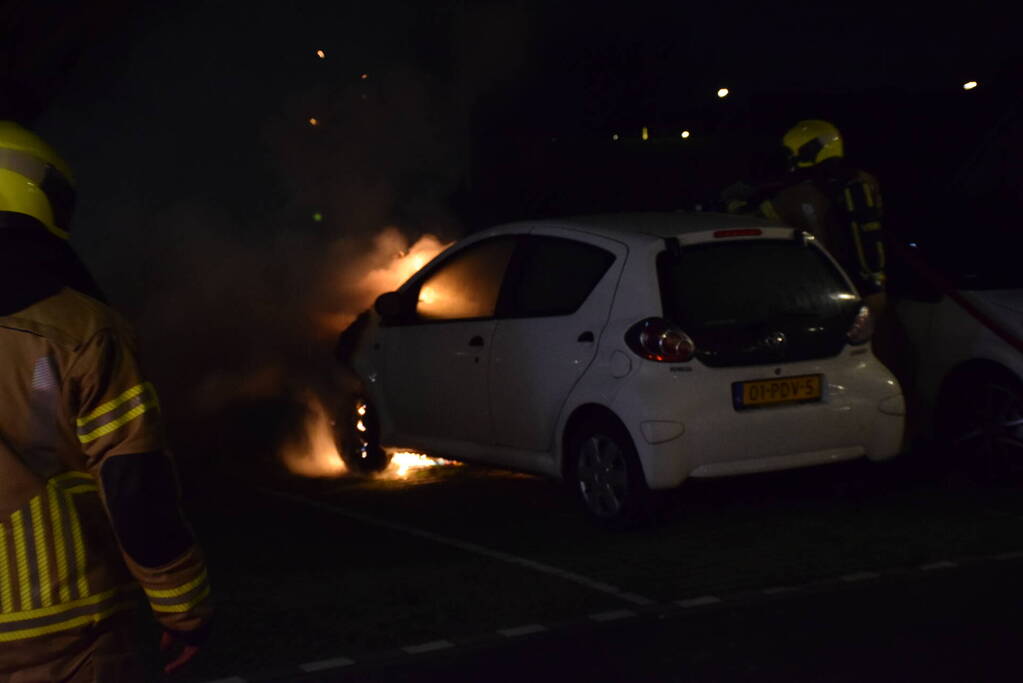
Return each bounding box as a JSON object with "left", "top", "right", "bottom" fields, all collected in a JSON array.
[{"left": 337, "top": 212, "right": 905, "bottom": 525}]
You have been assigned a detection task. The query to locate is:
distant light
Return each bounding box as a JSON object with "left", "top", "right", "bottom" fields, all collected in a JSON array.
[
  {"left": 909, "top": 242, "right": 918, "bottom": 248},
  {"left": 360, "top": 73, "right": 369, "bottom": 80},
  {"left": 681, "top": 130, "right": 691, "bottom": 139},
  {"left": 316, "top": 49, "right": 326, "bottom": 59},
  {"left": 717, "top": 88, "right": 730, "bottom": 98},
  {"left": 612, "top": 133, "right": 619, "bottom": 141},
  {"left": 312, "top": 212, "right": 323, "bottom": 222},
  {"left": 308, "top": 117, "right": 319, "bottom": 126},
  {"left": 963, "top": 81, "right": 978, "bottom": 90},
  {"left": 641, "top": 126, "right": 649, "bottom": 141}
]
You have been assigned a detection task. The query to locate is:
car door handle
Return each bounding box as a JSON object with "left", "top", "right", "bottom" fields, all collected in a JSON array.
[
  {"left": 468, "top": 336, "right": 485, "bottom": 347},
  {"left": 577, "top": 331, "right": 595, "bottom": 343}
]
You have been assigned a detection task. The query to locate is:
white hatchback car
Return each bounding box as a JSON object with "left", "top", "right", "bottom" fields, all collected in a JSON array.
[
  {"left": 895, "top": 241, "right": 1023, "bottom": 475},
  {"left": 340, "top": 213, "right": 905, "bottom": 524}
]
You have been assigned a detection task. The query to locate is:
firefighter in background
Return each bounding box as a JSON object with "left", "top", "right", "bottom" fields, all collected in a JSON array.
[
  {"left": 724, "top": 120, "right": 904, "bottom": 378},
  {"left": 0, "top": 121, "right": 211, "bottom": 680}
]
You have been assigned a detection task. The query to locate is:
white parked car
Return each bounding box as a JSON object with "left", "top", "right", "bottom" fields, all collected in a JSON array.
[
  {"left": 339, "top": 213, "right": 905, "bottom": 525},
  {"left": 895, "top": 241, "right": 1023, "bottom": 475}
]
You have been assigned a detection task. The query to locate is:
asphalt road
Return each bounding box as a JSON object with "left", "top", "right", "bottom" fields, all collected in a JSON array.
[{"left": 162, "top": 449, "right": 1023, "bottom": 683}]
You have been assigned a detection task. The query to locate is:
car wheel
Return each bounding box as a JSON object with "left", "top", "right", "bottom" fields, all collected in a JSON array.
[
  {"left": 567, "top": 419, "right": 652, "bottom": 528},
  {"left": 336, "top": 395, "right": 391, "bottom": 474},
  {"left": 936, "top": 367, "right": 1023, "bottom": 481}
]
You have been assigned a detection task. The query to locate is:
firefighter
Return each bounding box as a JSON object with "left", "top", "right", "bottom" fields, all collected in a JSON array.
[
  {"left": 737, "top": 120, "right": 887, "bottom": 314},
  {"left": 0, "top": 121, "right": 211, "bottom": 680},
  {"left": 724, "top": 120, "right": 908, "bottom": 386}
]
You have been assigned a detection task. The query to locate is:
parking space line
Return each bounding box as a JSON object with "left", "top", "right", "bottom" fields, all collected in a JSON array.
[
  {"left": 498, "top": 624, "right": 548, "bottom": 637},
  {"left": 403, "top": 640, "right": 455, "bottom": 654},
  {"left": 298, "top": 657, "right": 355, "bottom": 672},
  {"left": 589, "top": 609, "right": 636, "bottom": 622},
  {"left": 262, "top": 489, "right": 654, "bottom": 606},
  {"left": 676, "top": 595, "right": 721, "bottom": 608}
]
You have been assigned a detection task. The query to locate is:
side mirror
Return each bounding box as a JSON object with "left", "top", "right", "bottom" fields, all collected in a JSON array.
[{"left": 374, "top": 291, "right": 409, "bottom": 318}]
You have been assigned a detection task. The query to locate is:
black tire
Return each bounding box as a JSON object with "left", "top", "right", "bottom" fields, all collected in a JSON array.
[
  {"left": 935, "top": 366, "right": 1023, "bottom": 482},
  {"left": 566, "top": 417, "right": 653, "bottom": 529},
  {"left": 335, "top": 394, "right": 391, "bottom": 474}
]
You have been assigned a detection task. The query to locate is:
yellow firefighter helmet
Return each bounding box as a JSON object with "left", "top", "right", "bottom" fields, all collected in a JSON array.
[
  {"left": 0, "top": 121, "right": 76, "bottom": 240},
  {"left": 782, "top": 120, "right": 844, "bottom": 170}
]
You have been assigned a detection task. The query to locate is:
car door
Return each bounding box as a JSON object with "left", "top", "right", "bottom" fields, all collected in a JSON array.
[
  {"left": 489, "top": 229, "right": 626, "bottom": 453},
  {"left": 380, "top": 235, "right": 518, "bottom": 446}
]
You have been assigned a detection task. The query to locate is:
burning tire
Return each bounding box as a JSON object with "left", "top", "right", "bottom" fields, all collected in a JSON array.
[
  {"left": 336, "top": 395, "right": 391, "bottom": 474},
  {"left": 566, "top": 418, "right": 652, "bottom": 529}
]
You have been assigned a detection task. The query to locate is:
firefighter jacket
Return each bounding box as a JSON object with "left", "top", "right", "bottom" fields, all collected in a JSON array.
[
  {"left": 0, "top": 257, "right": 211, "bottom": 674},
  {"left": 758, "top": 162, "right": 886, "bottom": 295}
]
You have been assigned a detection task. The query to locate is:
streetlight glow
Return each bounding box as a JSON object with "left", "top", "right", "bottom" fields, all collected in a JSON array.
[
  {"left": 316, "top": 49, "right": 325, "bottom": 59},
  {"left": 963, "top": 81, "right": 978, "bottom": 90},
  {"left": 308, "top": 117, "right": 319, "bottom": 126},
  {"left": 642, "top": 126, "right": 649, "bottom": 141},
  {"left": 361, "top": 73, "right": 369, "bottom": 80},
  {"left": 681, "top": 130, "right": 691, "bottom": 139},
  {"left": 717, "top": 88, "right": 730, "bottom": 98},
  {"left": 612, "top": 133, "right": 619, "bottom": 141}
]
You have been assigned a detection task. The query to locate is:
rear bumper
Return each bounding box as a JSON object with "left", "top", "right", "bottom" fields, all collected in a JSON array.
[{"left": 610, "top": 354, "right": 905, "bottom": 489}]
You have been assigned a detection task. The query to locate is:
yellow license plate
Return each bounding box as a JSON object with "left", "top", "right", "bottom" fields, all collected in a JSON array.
[{"left": 733, "top": 374, "right": 823, "bottom": 410}]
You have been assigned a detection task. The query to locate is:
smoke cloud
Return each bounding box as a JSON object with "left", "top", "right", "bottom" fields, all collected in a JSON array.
[{"left": 37, "top": 1, "right": 530, "bottom": 472}]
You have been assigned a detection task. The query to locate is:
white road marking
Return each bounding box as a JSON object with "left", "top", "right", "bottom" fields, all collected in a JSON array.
[
  {"left": 675, "top": 595, "right": 721, "bottom": 608},
  {"left": 589, "top": 609, "right": 636, "bottom": 622},
  {"left": 299, "top": 657, "right": 355, "bottom": 672},
  {"left": 403, "top": 640, "right": 454, "bottom": 654},
  {"left": 841, "top": 571, "right": 880, "bottom": 582},
  {"left": 920, "top": 560, "right": 957, "bottom": 571},
  {"left": 993, "top": 550, "right": 1023, "bottom": 560},
  {"left": 498, "top": 624, "right": 548, "bottom": 637},
  {"left": 262, "top": 489, "right": 654, "bottom": 605}
]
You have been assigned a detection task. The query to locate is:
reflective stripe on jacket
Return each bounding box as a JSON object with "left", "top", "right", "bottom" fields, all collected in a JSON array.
[{"left": 0, "top": 287, "right": 210, "bottom": 673}]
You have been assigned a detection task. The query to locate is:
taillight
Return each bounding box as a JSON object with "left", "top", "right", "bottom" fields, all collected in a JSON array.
[
  {"left": 846, "top": 305, "right": 874, "bottom": 345},
  {"left": 626, "top": 318, "right": 696, "bottom": 362},
  {"left": 713, "top": 228, "right": 762, "bottom": 239}
]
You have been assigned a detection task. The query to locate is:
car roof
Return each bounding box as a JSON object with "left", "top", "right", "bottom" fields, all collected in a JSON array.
[{"left": 498, "top": 211, "right": 786, "bottom": 241}]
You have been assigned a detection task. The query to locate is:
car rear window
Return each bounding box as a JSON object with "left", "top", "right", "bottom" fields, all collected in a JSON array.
[{"left": 658, "top": 239, "right": 861, "bottom": 365}]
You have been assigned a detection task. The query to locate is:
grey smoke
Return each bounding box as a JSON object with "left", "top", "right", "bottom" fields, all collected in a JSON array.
[{"left": 37, "top": 1, "right": 529, "bottom": 467}]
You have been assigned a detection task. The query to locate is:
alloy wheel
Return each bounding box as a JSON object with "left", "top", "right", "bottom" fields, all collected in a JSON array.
[{"left": 576, "top": 434, "right": 630, "bottom": 518}]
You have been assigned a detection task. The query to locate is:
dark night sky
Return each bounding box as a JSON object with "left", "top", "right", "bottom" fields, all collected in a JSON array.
[{"left": 3, "top": 1, "right": 1020, "bottom": 238}]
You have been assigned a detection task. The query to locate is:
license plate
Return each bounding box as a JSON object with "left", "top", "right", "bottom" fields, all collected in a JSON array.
[{"left": 732, "top": 374, "right": 823, "bottom": 410}]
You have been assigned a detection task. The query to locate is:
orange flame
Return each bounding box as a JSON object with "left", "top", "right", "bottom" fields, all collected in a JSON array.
[{"left": 282, "top": 395, "right": 347, "bottom": 477}]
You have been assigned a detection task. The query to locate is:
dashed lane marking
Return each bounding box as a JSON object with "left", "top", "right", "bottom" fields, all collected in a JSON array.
[
  {"left": 298, "top": 657, "right": 355, "bottom": 672},
  {"left": 920, "top": 560, "right": 958, "bottom": 571},
  {"left": 261, "top": 488, "right": 654, "bottom": 606},
  {"left": 589, "top": 608, "right": 636, "bottom": 622},
  {"left": 200, "top": 549, "right": 1023, "bottom": 683},
  {"left": 676, "top": 595, "right": 722, "bottom": 608},
  {"left": 403, "top": 640, "right": 455, "bottom": 655},
  {"left": 993, "top": 550, "right": 1023, "bottom": 560},
  {"left": 498, "top": 624, "right": 548, "bottom": 637}
]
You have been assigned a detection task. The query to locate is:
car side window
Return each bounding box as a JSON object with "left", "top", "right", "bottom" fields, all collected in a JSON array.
[
  {"left": 503, "top": 236, "right": 615, "bottom": 318},
  {"left": 414, "top": 237, "right": 517, "bottom": 321}
]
